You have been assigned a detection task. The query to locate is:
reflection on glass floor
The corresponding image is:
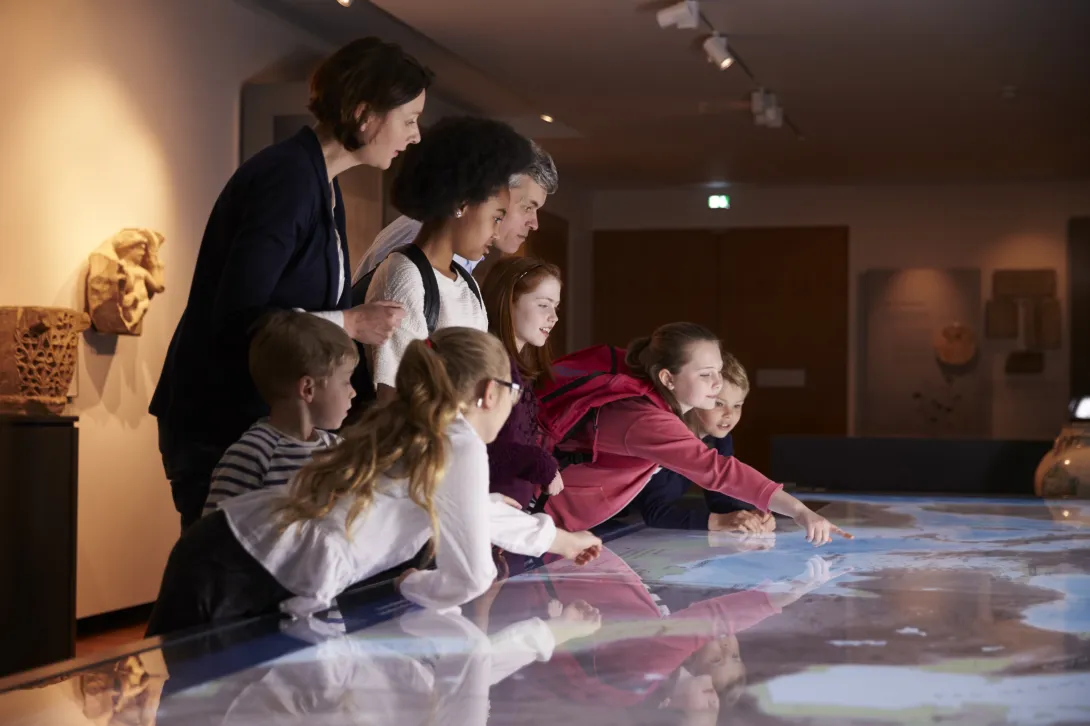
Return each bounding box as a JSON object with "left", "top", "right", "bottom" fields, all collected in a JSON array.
[{"left": 2, "top": 494, "right": 1089, "bottom": 725}]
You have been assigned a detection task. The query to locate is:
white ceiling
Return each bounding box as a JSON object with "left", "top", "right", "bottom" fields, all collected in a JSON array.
[{"left": 253, "top": 0, "right": 1090, "bottom": 187}]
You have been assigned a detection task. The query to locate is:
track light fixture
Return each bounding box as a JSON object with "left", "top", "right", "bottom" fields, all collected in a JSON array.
[
  {"left": 751, "top": 89, "right": 783, "bottom": 128},
  {"left": 651, "top": 3, "right": 798, "bottom": 135},
  {"left": 702, "top": 34, "right": 733, "bottom": 70},
  {"left": 657, "top": 1, "right": 700, "bottom": 30}
]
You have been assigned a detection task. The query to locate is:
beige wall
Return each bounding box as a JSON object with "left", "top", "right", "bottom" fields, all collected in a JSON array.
[
  {"left": 540, "top": 182, "right": 594, "bottom": 353},
  {"left": 592, "top": 183, "right": 1090, "bottom": 440},
  {"left": 0, "top": 0, "right": 325, "bottom": 617}
]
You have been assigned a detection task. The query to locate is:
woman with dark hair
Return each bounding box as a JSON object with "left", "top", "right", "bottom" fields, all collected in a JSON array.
[
  {"left": 479, "top": 256, "right": 564, "bottom": 509},
  {"left": 151, "top": 38, "right": 433, "bottom": 530},
  {"left": 364, "top": 115, "right": 533, "bottom": 402}
]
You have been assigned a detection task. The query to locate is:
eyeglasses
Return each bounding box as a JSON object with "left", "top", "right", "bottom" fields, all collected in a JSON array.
[{"left": 492, "top": 378, "right": 522, "bottom": 399}]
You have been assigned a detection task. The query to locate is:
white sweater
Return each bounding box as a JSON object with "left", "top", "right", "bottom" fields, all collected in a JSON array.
[
  {"left": 364, "top": 251, "right": 487, "bottom": 388},
  {"left": 220, "top": 416, "right": 555, "bottom": 618},
  {"left": 211, "top": 610, "right": 555, "bottom": 726}
]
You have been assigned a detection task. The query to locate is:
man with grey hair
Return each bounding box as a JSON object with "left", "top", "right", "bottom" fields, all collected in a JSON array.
[{"left": 354, "top": 139, "right": 559, "bottom": 281}]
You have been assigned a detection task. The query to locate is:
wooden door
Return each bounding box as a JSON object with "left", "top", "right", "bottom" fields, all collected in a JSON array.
[
  {"left": 1070, "top": 217, "right": 1090, "bottom": 400},
  {"left": 593, "top": 229, "right": 719, "bottom": 348},
  {"left": 715, "top": 227, "right": 849, "bottom": 473},
  {"left": 591, "top": 226, "right": 849, "bottom": 476}
]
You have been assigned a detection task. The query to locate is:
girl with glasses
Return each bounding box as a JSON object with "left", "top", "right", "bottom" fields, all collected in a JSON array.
[{"left": 146, "top": 327, "right": 601, "bottom": 636}]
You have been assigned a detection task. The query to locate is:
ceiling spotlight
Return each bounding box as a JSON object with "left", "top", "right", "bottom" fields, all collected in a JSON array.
[
  {"left": 751, "top": 89, "right": 783, "bottom": 128},
  {"left": 755, "top": 104, "right": 783, "bottom": 128},
  {"left": 703, "top": 34, "right": 733, "bottom": 70},
  {"left": 750, "top": 89, "right": 773, "bottom": 115},
  {"left": 337, "top": 0, "right": 352, "bottom": 6},
  {"left": 657, "top": 1, "right": 699, "bottom": 30},
  {"left": 540, "top": 114, "right": 554, "bottom": 123}
]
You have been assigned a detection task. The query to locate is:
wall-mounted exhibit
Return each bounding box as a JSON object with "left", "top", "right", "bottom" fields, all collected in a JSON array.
[
  {"left": 86, "top": 228, "right": 166, "bottom": 336},
  {"left": 858, "top": 268, "right": 988, "bottom": 438},
  {"left": 985, "top": 268, "right": 1060, "bottom": 375},
  {"left": 0, "top": 307, "right": 89, "bottom": 415}
]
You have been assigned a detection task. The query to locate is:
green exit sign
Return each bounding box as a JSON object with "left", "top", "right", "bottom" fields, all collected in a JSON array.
[{"left": 708, "top": 194, "right": 730, "bottom": 209}]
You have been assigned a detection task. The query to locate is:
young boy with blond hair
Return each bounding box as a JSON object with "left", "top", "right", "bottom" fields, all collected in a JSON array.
[
  {"left": 201, "top": 311, "right": 358, "bottom": 515},
  {"left": 624, "top": 352, "right": 776, "bottom": 533}
]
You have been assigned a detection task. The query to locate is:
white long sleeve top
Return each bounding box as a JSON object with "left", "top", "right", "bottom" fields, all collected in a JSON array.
[
  {"left": 220, "top": 415, "right": 556, "bottom": 618},
  {"left": 215, "top": 609, "right": 555, "bottom": 726}
]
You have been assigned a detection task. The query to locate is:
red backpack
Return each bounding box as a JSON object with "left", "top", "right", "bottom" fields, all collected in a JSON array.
[{"left": 536, "top": 345, "right": 669, "bottom": 467}]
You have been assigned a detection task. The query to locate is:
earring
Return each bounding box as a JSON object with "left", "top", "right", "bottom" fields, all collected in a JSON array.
[
  {"left": 455, "top": 209, "right": 464, "bottom": 218},
  {"left": 476, "top": 397, "right": 484, "bottom": 408}
]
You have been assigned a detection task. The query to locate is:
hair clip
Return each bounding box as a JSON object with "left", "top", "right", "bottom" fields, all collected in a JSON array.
[{"left": 425, "top": 338, "right": 437, "bottom": 351}]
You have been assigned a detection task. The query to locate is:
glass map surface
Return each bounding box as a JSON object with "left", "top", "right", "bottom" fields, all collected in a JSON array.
[{"left": 2, "top": 494, "right": 1088, "bottom": 725}]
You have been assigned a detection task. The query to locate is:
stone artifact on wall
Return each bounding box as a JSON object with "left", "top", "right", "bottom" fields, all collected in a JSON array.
[
  {"left": 984, "top": 298, "right": 1019, "bottom": 339},
  {"left": 984, "top": 268, "right": 1060, "bottom": 374},
  {"left": 0, "top": 307, "right": 89, "bottom": 414},
  {"left": 86, "top": 228, "right": 166, "bottom": 335},
  {"left": 932, "top": 322, "right": 977, "bottom": 367},
  {"left": 858, "top": 268, "right": 988, "bottom": 437}
]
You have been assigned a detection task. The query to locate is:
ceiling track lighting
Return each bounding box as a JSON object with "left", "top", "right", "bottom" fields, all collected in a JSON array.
[
  {"left": 657, "top": 0, "right": 700, "bottom": 30},
  {"left": 703, "top": 34, "right": 733, "bottom": 70},
  {"left": 336, "top": 0, "right": 352, "bottom": 6},
  {"left": 651, "top": 2, "right": 801, "bottom": 138}
]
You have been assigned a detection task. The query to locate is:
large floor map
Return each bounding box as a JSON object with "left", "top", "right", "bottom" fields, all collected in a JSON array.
[
  {"left": 3, "top": 495, "right": 1089, "bottom": 726},
  {"left": 588, "top": 494, "right": 1090, "bottom": 724}
]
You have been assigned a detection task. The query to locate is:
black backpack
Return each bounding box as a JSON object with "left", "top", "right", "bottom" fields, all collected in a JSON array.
[{"left": 346, "top": 245, "right": 482, "bottom": 418}]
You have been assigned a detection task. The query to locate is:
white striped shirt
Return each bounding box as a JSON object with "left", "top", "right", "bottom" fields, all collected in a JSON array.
[{"left": 203, "top": 421, "right": 341, "bottom": 516}]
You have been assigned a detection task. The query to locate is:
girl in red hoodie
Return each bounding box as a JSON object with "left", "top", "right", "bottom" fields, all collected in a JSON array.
[
  {"left": 543, "top": 322, "right": 851, "bottom": 545},
  {"left": 480, "top": 256, "right": 565, "bottom": 508}
]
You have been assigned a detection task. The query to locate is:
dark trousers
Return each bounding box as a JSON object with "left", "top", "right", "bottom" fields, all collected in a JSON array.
[
  {"left": 157, "top": 420, "right": 229, "bottom": 531},
  {"left": 145, "top": 510, "right": 291, "bottom": 637},
  {"left": 704, "top": 489, "right": 755, "bottom": 514}
]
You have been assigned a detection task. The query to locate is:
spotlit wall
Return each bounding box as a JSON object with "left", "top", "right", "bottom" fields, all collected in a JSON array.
[{"left": 0, "top": 0, "right": 325, "bottom": 617}]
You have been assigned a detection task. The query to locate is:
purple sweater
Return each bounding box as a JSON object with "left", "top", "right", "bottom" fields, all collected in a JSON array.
[{"left": 487, "top": 357, "right": 559, "bottom": 508}]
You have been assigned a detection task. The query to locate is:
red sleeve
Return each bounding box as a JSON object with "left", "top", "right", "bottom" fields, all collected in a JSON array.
[
  {"left": 587, "top": 591, "right": 781, "bottom": 683},
  {"left": 597, "top": 399, "right": 783, "bottom": 511},
  {"left": 669, "top": 590, "right": 782, "bottom": 635}
]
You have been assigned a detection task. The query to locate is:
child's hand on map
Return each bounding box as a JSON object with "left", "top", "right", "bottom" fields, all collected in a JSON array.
[
  {"left": 791, "top": 556, "right": 852, "bottom": 594},
  {"left": 793, "top": 508, "right": 854, "bottom": 546},
  {"left": 709, "top": 510, "right": 776, "bottom": 534},
  {"left": 546, "top": 599, "right": 602, "bottom": 643},
  {"left": 763, "top": 557, "right": 852, "bottom": 608},
  {"left": 552, "top": 529, "right": 603, "bottom": 565}
]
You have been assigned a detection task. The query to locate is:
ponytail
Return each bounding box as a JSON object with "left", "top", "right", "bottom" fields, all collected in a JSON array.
[
  {"left": 624, "top": 323, "right": 720, "bottom": 419},
  {"left": 623, "top": 336, "right": 654, "bottom": 376},
  {"left": 278, "top": 327, "right": 509, "bottom": 562}
]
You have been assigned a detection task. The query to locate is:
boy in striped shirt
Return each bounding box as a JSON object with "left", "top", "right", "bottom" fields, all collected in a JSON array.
[{"left": 202, "top": 311, "right": 358, "bottom": 516}]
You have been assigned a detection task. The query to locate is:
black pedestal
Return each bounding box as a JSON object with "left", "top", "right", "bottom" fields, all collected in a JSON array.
[{"left": 0, "top": 415, "right": 79, "bottom": 678}]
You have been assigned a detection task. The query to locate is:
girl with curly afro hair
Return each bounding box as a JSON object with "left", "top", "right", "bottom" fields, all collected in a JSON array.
[{"left": 364, "top": 116, "right": 533, "bottom": 401}]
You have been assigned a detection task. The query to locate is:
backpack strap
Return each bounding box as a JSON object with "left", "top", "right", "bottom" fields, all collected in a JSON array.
[
  {"left": 451, "top": 259, "right": 483, "bottom": 308},
  {"left": 397, "top": 244, "right": 442, "bottom": 333}
]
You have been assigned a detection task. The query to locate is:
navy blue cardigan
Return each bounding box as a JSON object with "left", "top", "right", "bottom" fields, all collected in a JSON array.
[
  {"left": 631, "top": 434, "right": 756, "bottom": 530},
  {"left": 150, "top": 127, "right": 350, "bottom": 447}
]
